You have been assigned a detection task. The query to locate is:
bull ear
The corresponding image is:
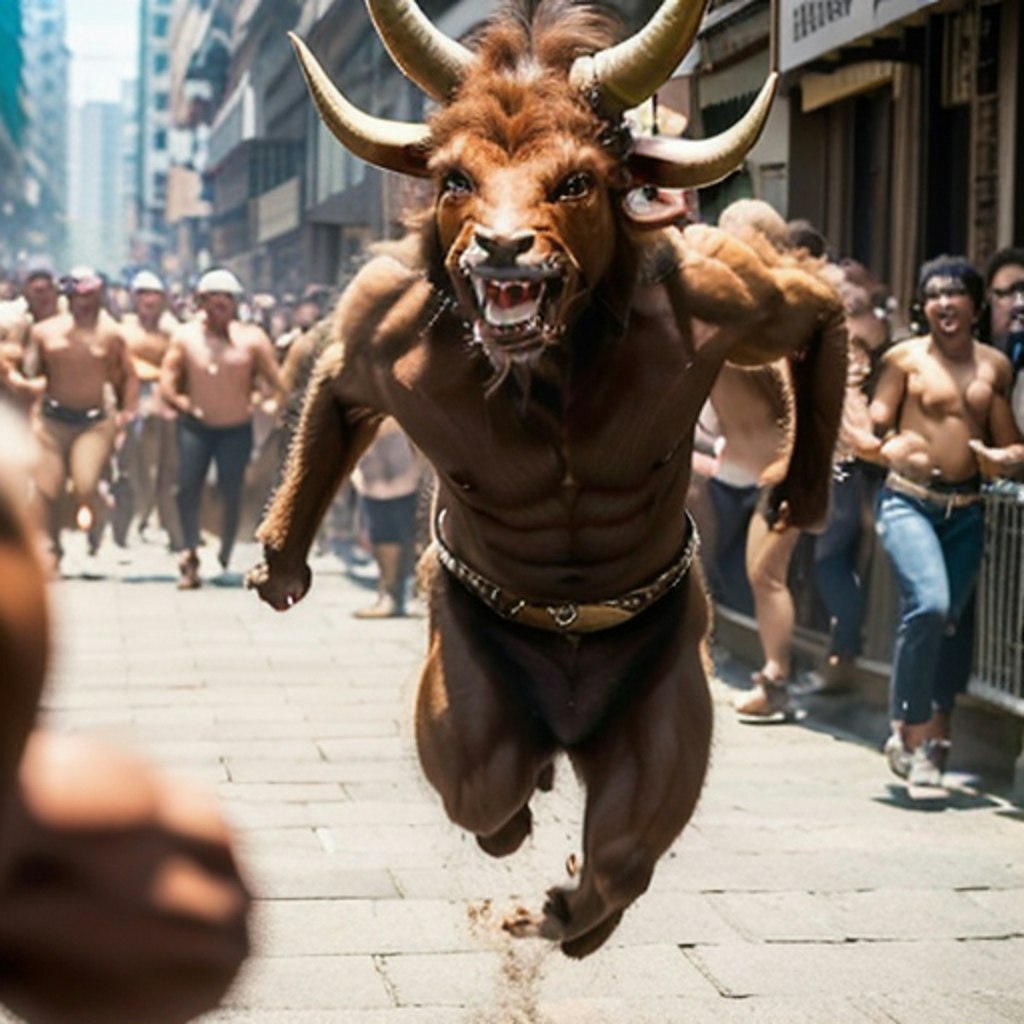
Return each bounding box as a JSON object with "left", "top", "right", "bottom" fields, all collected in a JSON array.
[
  {"left": 290, "top": 32, "right": 433, "bottom": 178},
  {"left": 570, "top": 0, "right": 708, "bottom": 111},
  {"left": 626, "top": 74, "right": 777, "bottom": 188},
  {"left": 365, "top": 0, "right": 474, "bottom": 102},
  {"left": 621, "top": 186, "right": 691, "bottom": 229}
]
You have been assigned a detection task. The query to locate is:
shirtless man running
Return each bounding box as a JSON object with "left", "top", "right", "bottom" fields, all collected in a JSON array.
[
  {"left": 0, "top": 258, "right": 61, "bottom": 416},
  {"left": 0, "top": 267, "right": 138, "bottom": 563},
  {"left": 116, "top": 270, "right": 183, "bottom": 549},
  {"left": 160, "top": 268, "right": 284, "bottom": 588},
  {"left": 855, "top": 255, "right": 1024, "bottom": 795}
]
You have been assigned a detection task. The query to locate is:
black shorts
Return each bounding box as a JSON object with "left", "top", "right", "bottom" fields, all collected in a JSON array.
[{"left": 360, "top": 493, "right": 418, "bottom": 545}]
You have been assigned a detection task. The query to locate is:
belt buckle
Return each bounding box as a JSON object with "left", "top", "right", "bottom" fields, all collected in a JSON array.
[{"left": 547, "top": 603, "right": 579, "bottom": 629}]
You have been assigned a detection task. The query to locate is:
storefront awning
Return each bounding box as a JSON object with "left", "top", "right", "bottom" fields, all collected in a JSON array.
[
  {"left": 800, "top": 60, "right": 898, "bottom": 112},
  {"left": 778, "top": 0, "right": 940, "bottom": 73}
]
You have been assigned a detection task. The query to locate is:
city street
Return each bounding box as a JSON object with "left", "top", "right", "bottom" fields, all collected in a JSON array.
[{"left": 8, "top": 533, "right": 1024, "bottom": 1024}]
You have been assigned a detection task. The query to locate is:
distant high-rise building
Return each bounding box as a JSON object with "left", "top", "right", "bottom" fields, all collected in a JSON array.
[
  {"left": 20, "top": 0, "right": 69, "bottom": 264},
  {"left": 0, "top": 0, "right": 26, "bottom": 269},
  {"left": 68, "top": 101, "right": 127, "bottom": 276},
  {"left": 134, "top": 0, "right": 174, "bottom": 268}
]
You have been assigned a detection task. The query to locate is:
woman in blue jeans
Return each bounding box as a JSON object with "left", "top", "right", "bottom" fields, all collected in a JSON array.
[{"left": 857, "top": 255, "right": 1024, "bottom": 794}]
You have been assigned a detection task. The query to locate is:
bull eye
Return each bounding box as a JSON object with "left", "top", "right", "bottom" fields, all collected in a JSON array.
[
  {"left": 441, "top": 168, "right": 474, "bottom": 197},
  {"left": 552, "top": 171, "right": 594, "bottom": 202}
]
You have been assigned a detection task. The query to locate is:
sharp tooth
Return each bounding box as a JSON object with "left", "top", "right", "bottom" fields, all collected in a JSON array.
[{"left": 473, "top": 276, "right": 487, "bottom": 309}]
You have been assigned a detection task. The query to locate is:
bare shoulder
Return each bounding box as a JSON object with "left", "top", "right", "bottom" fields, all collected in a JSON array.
[
  {"left": 334, "top": 250, "right": 434, "bottom": 345},
  {"left": 32, "top": 313, "right": 71, "bottom": 345},
  {"left": 976, "top": 340, "right": 1013, "bottom": 386},
  {"left": 171, "top": 318, "right": 202, "bottom": 346},
  {"left": 236, "top": 322, "right": 272, "bottom": 349},
  {"left": 882, "top": 335, "right": 926, "bottom": 369}
]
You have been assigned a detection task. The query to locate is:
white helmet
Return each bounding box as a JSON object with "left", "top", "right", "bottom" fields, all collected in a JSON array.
[
  {"left": 196, "top": 268, "right": 244, "bottom": 296},
  {"left": 131, "top": 270, "right": 165, "bottom": 292}
]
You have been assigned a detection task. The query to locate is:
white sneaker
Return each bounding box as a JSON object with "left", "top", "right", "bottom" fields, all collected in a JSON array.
[{"left": 907, "top": 744, "right": 948, "bottom": 801}]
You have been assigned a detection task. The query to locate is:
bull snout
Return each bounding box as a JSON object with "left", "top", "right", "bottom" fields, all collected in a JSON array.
[{"left": 473, "top": 226, "right": 535, "bottom": 266}]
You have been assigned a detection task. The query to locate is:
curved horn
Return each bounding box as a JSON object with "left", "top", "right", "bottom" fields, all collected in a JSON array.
[
  {"left": 365, "top": 0, "right": 474, "bottom": 103},
  {"left": 570, "top": 0, "right": 708, "bottom": 111},
  {"left": 627, "top": 73, "right": 778, "bottom": 188},
  {"left": 290, "top": 33, "right": 432, "bottom": 178}
]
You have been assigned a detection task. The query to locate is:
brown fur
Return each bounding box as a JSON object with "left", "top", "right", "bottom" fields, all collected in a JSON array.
[{"left": 251, "top": 0, "right": 847, "bottom": 956}]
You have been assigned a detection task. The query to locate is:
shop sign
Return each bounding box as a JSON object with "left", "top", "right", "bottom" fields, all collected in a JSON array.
[{"left": 778, "top": 0, "right": 940, "bottom": 72}]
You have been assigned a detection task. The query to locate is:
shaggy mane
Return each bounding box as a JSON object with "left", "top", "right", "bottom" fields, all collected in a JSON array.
[
  {"left": 470, "top": 0, "right": 625, "bottom": 75},
  {"left": 430, "top": 0, "right": 627, "bottom": 156}
]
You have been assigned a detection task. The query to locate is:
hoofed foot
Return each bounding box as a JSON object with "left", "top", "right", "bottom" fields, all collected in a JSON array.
[{"left": 500, "top": 883, "right": 623, "bottom": 958}]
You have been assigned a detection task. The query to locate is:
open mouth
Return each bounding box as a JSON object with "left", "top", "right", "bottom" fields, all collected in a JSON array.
[{"left": 461, "top": 264, "right": 565, "bottom": 349}]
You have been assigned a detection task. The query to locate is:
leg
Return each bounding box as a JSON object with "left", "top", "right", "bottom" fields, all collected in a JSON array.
[
  {"left": 175, "top": 419, "right": 213, "bottom": 587},
  {"left": 30, "top": 416, "right": 72, "bottom": 561},
  {"left": 155, "top": 417, "right": 184, "bottom": 551},
  {"left": 415, "top": 568, "right": 555, "bottom": 857},
  {"left": 706, "top": 478, "right": 757, "bottom": 615},
  {"left": 744, "top": 511, "right": 800, "bottom": 682},
  {"left": 875, "top": 490, "right": 949, "bottom": 753},
  {"left": 813, "top": 470, "right": 866, "bottom": 660},
  {"left": 517, "top": 574, "right": 713, "bottom": 957},
  {"left": 66, "top": 417, "right": 118, "bottom": 555},
  {"left": 211, "top": 422, "right": 254, "bottom": 569}
]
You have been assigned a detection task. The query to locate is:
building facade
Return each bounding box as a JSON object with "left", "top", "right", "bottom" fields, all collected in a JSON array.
[
  {"left": 162, "top": 0, "right": 1023, "bottom": 306},
  {"left": 0, "top": 0, "right": 27, "bottom": 271},
  {"left": 20, "top": 0, "right": 69, "bottom": 265},
  {"left": 134, "top": 0, "right": 175, "bottom": 271},
  {"left": 67, "top": 100, "right": 127, "bottom": 274}
]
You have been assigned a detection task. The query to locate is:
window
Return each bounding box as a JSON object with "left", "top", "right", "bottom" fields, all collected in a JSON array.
[{"left": 154, "top": 52, "right": 168, "bottom": 74}]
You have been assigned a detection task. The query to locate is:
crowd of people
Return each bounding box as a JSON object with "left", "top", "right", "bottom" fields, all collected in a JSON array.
[
  {"left": 690, "top": 209, "right": 1024, "bottom": 799},
  {"left": 2, "top": 228, "right": 1023, "bottom": 797}
]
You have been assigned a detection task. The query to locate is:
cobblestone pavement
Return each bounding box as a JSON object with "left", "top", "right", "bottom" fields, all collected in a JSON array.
[{"left": 6, "top": 533, "right": 1024, "bottom": 1023}]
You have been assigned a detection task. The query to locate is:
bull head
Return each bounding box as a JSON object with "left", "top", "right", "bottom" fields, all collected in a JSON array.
[{"left": 291, "top": 0, "right": 776, "bottom": 371}]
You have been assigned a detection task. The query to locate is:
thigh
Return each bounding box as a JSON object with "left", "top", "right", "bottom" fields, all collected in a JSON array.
[
  {"left": 938, "top": 506, "right": 984, "bottom": 621},
  {"left": 67, "top": 418, "right": 117, "bottom": 497},
  {"left": 212, "top": 424, "right": 253, "bottom": 495},
  {"left": 177, "top": 421, "right": 213, "bottom": 489},
  {"left": 875, "top": 491, "right": 949, "bottom": 610},
  {"left": 570, "top": 572, "right": 712, "bottom": 853},
  {"left": 415, "top": 566, "right": 554, "bottom": 828},
  {"left": 30, "top": 417, "right": 69, "bottom": 499},
  {"left": 745, "top": 513, "right": 800, "bottom": 588}
]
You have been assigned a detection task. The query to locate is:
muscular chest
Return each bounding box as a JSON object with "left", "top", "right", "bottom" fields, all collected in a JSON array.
[
  {"left": 46, "top": 333, "right": 110, "bottom": 371},
  {"left": 907, "top": 359, "right": 991, "bottom": 425},
  {"left": 385, "top": 315, "right": 697, "bottom": 507}
]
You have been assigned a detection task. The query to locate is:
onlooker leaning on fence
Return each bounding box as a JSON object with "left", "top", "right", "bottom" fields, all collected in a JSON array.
[
  {"left": 854, "top": 255, "right": 1024, "bottom": 797},
  {"left": 982, "top": 247, "right": 1024, "bottom": 434}
]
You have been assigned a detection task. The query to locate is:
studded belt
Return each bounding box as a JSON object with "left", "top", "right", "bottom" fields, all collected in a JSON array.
[
  {"left": 433, "top": 509, "right": 699, "bottom": 634},
  {"left": 884, "top": 471, "right": 983, "bottom": 516}
]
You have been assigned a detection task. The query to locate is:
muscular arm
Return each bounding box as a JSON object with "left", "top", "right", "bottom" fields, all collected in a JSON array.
[
  {"left": 112, "top": 333, "right": 140, "bottom": 418},
  {"left": 159, "top": 337, "right": 193, "bottom": 416},
  {"left": 0, "top": 332, "right": 46, "bottom": 401},
  {"left": 249, "top": 342, "right": 383, "bottom": 609},
  {"left": 252, "top": 331, "right": 287, "bottom": 406},
  {"left": 969, "top": 359, "right": 1024, "bottom": 479},
  {"left": 249, "top": 258, "right": 430, "bottom": 609}
]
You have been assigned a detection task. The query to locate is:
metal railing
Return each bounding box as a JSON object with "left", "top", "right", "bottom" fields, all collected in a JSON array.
[{"left": 972, "top": 484, "right": 1024, "bottom": 715}]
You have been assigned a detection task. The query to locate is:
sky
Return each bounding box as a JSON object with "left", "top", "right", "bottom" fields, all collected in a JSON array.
[{"left": 65, "top": 0, "right": 140, "bottom": 106}]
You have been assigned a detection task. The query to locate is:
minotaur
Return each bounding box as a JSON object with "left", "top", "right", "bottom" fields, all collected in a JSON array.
[{"left": 249, "top": 0, "right": 847, "bottom": 957}]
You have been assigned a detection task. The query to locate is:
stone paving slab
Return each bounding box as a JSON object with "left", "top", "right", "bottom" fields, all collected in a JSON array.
[{"left": 7, "top": 538, "right": 1022, "bottom": 1024}]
